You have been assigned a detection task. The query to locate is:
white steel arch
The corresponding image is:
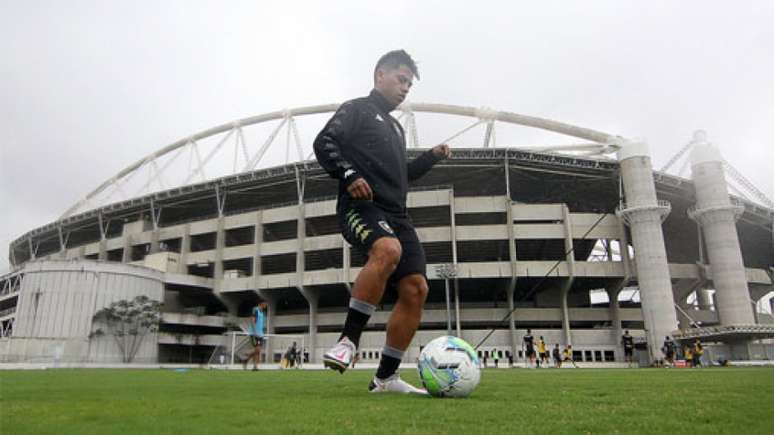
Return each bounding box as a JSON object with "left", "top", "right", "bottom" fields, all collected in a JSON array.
[{"left": 61, "top": 102, "right": 625, "bottom": 219}]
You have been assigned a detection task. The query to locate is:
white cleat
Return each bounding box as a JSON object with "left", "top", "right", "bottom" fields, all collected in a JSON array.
[
  {"left": 322, "top": 337, "right": 356, "bottom": 373},
  {"left": 368, "top": 373, "right": 429, "bottom": 396}
]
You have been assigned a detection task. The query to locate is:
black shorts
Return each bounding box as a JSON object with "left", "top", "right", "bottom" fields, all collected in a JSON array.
[
  {"left": 250, "top": 336, "right": 265, "bottom": 347},
  {"left": 539, "top": 352, "right": 548, "bottom": 359},
  {"left": 624, "top": 347, "right": 633, "bottom": 356},
  {"left": 339, "top": 200, "right": 426, "bottom": 287},
  {"left": 525, "top": 346, "right": 536, "bottom": 357}
]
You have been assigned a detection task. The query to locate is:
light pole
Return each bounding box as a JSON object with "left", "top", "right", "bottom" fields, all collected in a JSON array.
[{"left": 436, "top": 263, "right": 459, "bottom": 337}]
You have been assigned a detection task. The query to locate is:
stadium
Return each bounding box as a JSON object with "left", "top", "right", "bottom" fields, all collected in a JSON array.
[{"left": 2, "top": 102, "right": 773, "bottom": 367}]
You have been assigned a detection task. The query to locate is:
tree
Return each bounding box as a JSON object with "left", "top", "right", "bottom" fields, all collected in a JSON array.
[{"left": 90, "top": 295, "right": 162, "bottom": 363}]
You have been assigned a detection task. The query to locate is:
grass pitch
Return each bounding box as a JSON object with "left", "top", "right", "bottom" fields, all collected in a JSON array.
[{"left": 1, "top": 367, "right": 773, "bottom": 434}]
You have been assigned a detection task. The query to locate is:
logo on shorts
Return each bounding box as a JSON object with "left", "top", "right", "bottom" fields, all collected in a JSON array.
[
  {"left": 346, "top": 209, "right": 372, "bottom": 243},
  {"left": 378, "top": 220, "right": 394, "bottom": 235},
  {"left": 375, "top": 114, "right": 384, "bottom": 122}
]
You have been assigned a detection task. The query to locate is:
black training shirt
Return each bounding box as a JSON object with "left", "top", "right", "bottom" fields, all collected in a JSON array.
[{"left": 313, "top": 90, "right": 440, "bottom": 216}]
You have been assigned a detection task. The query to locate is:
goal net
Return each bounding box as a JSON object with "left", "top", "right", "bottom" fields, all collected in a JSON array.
[{"left": 206, "top": 331, "right": 307, "bottom": 370}]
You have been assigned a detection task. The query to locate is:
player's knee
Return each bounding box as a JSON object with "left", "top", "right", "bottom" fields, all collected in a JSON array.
[
  {"left": 401, "top": 275, "right": 428, "bottom": 307},
  {"left": 369, "top": 238, "right": 401, "bottom": 272}
]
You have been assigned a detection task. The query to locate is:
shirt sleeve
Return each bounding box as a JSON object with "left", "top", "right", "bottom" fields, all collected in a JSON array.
[
  {"left": 406, "top": 149, "right": 441, "bottom": 181},
  {"left": 313, "top": 101, "right": 363, "bottom": 188}
]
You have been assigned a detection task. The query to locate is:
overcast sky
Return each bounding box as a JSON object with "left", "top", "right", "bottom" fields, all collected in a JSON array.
[{"left": 1, "top": 1, "right": 772, "bottom": 289}]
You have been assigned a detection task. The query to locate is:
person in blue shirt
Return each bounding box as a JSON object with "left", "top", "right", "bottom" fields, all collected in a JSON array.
[{"left": 244, "top": 302, "right": 267, "bottom": 371}]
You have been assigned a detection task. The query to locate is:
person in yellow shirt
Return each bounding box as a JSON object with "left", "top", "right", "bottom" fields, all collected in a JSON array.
[
  {"left": 693, "top": 340, "right": 704, "bottom": 368},
  {"left": 684, "top": 345, "right": 693, "bottom": 368},
  {"left": 563, "top": 345, "right": 578, "bottom": 368},
  {"left": 538, "top": 337, "right": 548, "bottom": 368}
]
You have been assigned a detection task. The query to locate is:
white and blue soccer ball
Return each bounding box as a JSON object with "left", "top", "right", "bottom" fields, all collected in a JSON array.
[{"left": 417, "top": 336, "right": 481, "bottom": 398}]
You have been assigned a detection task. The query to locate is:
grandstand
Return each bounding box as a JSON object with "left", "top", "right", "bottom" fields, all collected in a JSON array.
[{"left": 2, "top": 103, "right": 772, "bottom": 366}]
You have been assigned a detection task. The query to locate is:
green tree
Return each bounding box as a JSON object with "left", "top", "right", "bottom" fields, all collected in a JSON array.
[{"left": 91, "top": 295, "right": 161, "bottom": 363}]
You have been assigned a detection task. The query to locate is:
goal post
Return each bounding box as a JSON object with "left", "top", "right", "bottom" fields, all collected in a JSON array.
[{"left": 206, "top": 332, "right": 307, "bottom": 369}]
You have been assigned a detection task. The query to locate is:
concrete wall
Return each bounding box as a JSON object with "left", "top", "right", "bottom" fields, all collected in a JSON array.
[{"left": 2, "top": 260, "right": 163, "bottom": 363}]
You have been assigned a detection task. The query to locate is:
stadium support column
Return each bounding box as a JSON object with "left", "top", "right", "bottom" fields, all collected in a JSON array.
[
  {"left": 97, "top": 212, "right": 107, "bottom": 261},
  {"left": 560, "top": 205, "right": 576, "bottom": 346},
  {"left": 294, "top": 166, "right": 317, "bottom": 362},
  {"left": 27, "top": 237, "right": 36, "bottom": 261},
  {"left": 179, "top": 224, "right": 191, "bottom": 274},
  {"left": 214, "top": 186, "right": 226, "bottom": 281},
  {"left": 687, "top": 131, "right": 755, "bottom": 327},
  {"left": 616, "top": 141, "right": 677, "bottom": 363},
  {"left": 121, "top": 232, "right": 132, "bottom": 263},
  {"left": 342, "top": 242, "right": 352, "bottom": 294},
  {"left": 57, "top": 224, "right": 67, "bottom": 259},
  {"left": 252, "top": 211, "right": 263, "bottom": 289},
  {"left": 609, "top": 219, "right": 633, "bottom": 361},
  {"left": 505, "top": 153, "right": 519, "bottom": 359},
  {"left": 449, "top": 189, "right": 461, "bottom": 337},
  {"left": 149, "top": 199, "right": 161, "bottom": 254},
  {"left": 605, "top": 283, "right": 623, "bottom": 360},
  {"left": 214, "top": 217, "right": 225, "bottom": 281}
]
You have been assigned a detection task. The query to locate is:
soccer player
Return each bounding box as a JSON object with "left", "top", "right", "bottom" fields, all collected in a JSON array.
[
  {"left": 314, "top": 49, "right": 450, "bottom": 394},
  {"left": 684, "top": 345, "right": 693, "bottom": 368},
  {"left": 663, "top": 335, "right": 676, "bottom": 367},
  {"left": 523, "top": 329, "right": 536, "bottom": 368},
  {"left": 563, "top": 345, "right": 578, "bottom": 368},
  {"left": 538, "top": 336, "right": 548, "bottom": 368},
  {"left": 244, "top": 302, "right": 267, "bottom": 371},
  {"left": 552, "top": 344, "right": 562, "bottom": 368},
  {"left": 693, "top": 340, "right": 704, "bottom": 368},
  {"left": 621, "top": 329, "right": 634, "bottom": 367}
]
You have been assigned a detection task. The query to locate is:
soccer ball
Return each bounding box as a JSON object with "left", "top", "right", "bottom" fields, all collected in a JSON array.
[{"left": 417, "top": 336, "right": 481, "bottom": 398}]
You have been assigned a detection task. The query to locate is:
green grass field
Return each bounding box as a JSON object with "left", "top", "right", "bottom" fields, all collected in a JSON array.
[{"left": 1, "top": 367, "right": 773, "bottom": 434}]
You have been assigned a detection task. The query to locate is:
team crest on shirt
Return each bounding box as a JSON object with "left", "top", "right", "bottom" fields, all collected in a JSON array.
[
  {"left": 378, "top": 220, "right": 394, "bottom": 234},
  {"left": 375, "top": 114, "right": 384, "bottom": 122}
]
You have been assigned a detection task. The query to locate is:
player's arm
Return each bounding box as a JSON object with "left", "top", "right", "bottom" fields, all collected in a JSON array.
[
  {"left": 407, "top": 144, "right": 450, "bottom": 181},
  {"left": 313, "top": 102, "right": 371, "bottom": 199}
]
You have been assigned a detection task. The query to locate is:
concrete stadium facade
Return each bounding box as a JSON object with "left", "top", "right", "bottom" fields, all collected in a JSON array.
[{"left": 2, "top": 109, "right": 774, "bottom": 366}]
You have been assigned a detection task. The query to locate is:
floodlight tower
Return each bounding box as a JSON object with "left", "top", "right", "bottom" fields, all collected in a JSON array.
[
  {"left": 616, "top": 140, "right": 679, "bottom": 362},
  {"left": 687, "top": 131, "right": 755, "bottom": 327}
]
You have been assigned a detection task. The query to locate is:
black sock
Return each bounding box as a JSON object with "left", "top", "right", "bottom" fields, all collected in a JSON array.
[
  {"left": 339, "top": 298, "right": 375, "bottom": 348},
  {"left": 376, "top": 346, "right": 404, "bottom": 379}
]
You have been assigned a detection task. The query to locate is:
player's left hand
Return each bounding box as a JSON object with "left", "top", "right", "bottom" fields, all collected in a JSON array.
[{"left": 431, "top": 143, "right": 450, "bottom": 159}]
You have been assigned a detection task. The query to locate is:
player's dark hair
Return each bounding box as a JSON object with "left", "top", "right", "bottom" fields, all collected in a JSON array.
[{"left": 374, "top": 49, "right": 419, "bottom": 80}]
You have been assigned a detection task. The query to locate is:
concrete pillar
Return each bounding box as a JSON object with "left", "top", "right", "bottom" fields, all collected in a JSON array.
[
  {"left": 214, "top": 217, "right": 225, "bottom": 281},
  {"left": 688, "top": 131, "right": 755, "bottom": 326},
  {"left": 560, "top": 204, "right": 575, "bottom": 346},
  {"left": 294, "top": 184, "right": 318, "bottom": 361},
  {"left": 28, "top": 237, "right": 36, "bottom": 261},
  {"left": 506, "top": 279, "right": 517, "bottom": 360},
  {"left": 121, "top": 234, "right": 132, "bottom": 263},
  {"left": 57, "top": 225, "right": 67, "bottom": 259},
  {"left": 9, "top": 246, "right": 18, "bottom": 268},
  {"left": 505, "top": 192, "right": 519, "bottom": 360},
  {"left": 606, "top": 284, "right": 623, "bottom": 361},
  {"left": 252, "top": 211, "right": 263, "bottom": 289},
  {"left": 616, "top": 141, "right": 678, "bottom": 362},
  {"left": 298, "top": 287, "right": 318, "bottom": 363},
  {"left": 449, "top": 189, "right": 461, "bottom": 337},
  {"left": 149, "top": 201, "right": 161, "bottom": 254},
  {"left": 342, "top": 241, "right": 352, "bottom": 293},
  {"left": 179, "top": 224, "right": 191, "bottom": 274}
]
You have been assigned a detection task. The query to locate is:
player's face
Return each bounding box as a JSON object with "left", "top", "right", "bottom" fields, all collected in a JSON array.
[{"left": 375, "top": 64, "right": 413, "bottom": 107}]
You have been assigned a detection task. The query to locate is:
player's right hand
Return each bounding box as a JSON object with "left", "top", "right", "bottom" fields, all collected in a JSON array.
[{"left": 347, "top": 178, "right": 373, "bottom": 201}]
